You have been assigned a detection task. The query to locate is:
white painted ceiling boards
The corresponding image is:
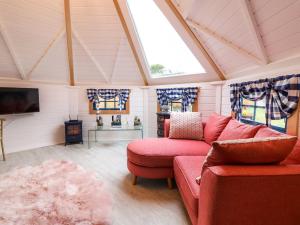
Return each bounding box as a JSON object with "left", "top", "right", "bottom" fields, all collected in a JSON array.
[{"left": 0, "top": 0, "right": 299, "bottom": 85}]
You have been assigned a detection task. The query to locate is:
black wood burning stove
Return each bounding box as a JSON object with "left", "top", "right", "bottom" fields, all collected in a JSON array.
[{"left": 65, "top": 120, "right": 83, "bottom": 145}]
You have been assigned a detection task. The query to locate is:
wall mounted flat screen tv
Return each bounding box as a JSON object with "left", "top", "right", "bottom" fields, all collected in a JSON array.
[{"left": 0, "top": 88, "right": 40, "bottom": 115}]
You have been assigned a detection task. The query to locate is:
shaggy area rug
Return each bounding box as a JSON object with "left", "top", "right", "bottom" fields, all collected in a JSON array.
[{"left": 0, "top": 160, "right": 112, "bottom": 225}]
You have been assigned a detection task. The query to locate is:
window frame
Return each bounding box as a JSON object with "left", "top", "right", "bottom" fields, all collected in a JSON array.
[
  {"left": 157, "top": 98, "right": 198, "bottom": 113},
  {"left": 125, "top": 0, "right": 206, "bottom": 78},
  {"left": 240, "top": 98, "right": 287, "bottom": 133},
  {"left": 89, "top": 97, "right": 130, "bottom": 115}
]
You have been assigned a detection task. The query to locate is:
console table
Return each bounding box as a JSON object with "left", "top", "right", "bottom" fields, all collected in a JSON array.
[{"left": 88, "top": 126, "right": 143, "bottom": 149}]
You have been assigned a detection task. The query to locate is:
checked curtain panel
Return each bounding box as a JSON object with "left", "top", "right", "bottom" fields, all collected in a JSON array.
[
  {"left": 156, "top": 87, "right": 198, "bottom": 112},
  {"left": 87, "top": 89, "right": 130, "bottom": 110},
  {"left": 230, "top": 74, "right": 300, "bottom": 126}
]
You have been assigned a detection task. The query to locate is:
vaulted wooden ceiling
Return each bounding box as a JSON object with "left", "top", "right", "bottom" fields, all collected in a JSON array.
[{"left": 0, "top": 0, "right": 299, "bottom": 85}]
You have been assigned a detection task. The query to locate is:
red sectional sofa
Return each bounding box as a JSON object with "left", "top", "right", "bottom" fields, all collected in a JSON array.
[{"left": 127, "top": 113, "right": 300, "bottom": 225}]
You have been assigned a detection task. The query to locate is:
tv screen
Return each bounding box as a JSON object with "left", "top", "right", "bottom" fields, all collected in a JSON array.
[{"left": 0, "top": 88, "right": 40, "bottom": 115}]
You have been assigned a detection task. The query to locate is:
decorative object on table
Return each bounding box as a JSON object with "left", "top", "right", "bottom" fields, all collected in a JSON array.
[
  {"left": 160, "top": 105, "right": 169, "bottom": 112},
  {"left": 0, "top": 118, "right": 5, "bottom": 161},
  {"left": 64, "top": 116, "right": 83, "bottom": 145},
  {"left": 96, "top": 110, "right": 103, "bottom": 127},
  {"left": 124, "top": 116, "right": 129, "bottom": 127},
  {"left": 134, "top": 116, "right": 142, "bottom": 127},
  {"left": 111, "top": 115, "right": 122, "bottom": 127},
  {"left": 0, "top": 160, "right": 112, "bottom": 225},
  {"left": 156, "top": 112, "right": 170, "bottom": 137}
]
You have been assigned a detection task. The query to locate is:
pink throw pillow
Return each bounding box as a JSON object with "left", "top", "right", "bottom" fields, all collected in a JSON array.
[
  {"left": 169, "top": 112, "right": 203, "bottom": 140},
  {"left": 196, "top": 136, "right": 297, "bottom": 184},
  {"left": 217, "top": 119, "right": 262, "bottom": 141},
  {"left": 255, "top": 126, "right": 285, "bottom": 138},
  {"left": 204, "top": 113, "right": 232, "bottom": 144}
]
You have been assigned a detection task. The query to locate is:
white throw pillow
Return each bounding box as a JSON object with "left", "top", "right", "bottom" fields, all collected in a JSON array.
[{"left": 169, "top": 112, "right": 203, "bottom": 140}]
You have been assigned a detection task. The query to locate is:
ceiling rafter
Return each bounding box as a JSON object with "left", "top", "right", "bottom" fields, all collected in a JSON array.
[
  {"left": 240, "top": 0, "right": 269, "bottom": 64},
  {"left": 165, "top": 0, "right": 226, "bottom": 81},
  {"left": 27, "top": 27, "right": 66, "bottom": 80},
  {"left": 172, "top": 0, "right": 196, "bottom": 19},
  {"left": 187, "top": 19, "right": 265, "bottom": 65},
  {"left": 64, "top": 0, "right": 75, "bottom": 86},
  {"left": 0, "top": 20, "right": 26, "bottom": 80},
  {"left": 113, "top": 0, "right": 149, "bottom": 86},
  {"left": 72, "top": 28, "right": 110, "bottom": 83}
]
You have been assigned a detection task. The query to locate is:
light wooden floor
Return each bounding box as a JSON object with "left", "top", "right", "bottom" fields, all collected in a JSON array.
[{"left": 0, "top": 141, "right": 191, "bottom": 225}]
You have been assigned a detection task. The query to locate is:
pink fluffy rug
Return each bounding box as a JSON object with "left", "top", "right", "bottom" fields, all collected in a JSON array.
[{"left": 0, "top": 160, "right": 112, "bottom": 225}]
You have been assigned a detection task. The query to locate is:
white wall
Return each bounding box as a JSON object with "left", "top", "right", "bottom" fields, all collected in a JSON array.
[
  {"left": 0, "top": 82, "right": 70, "bottom": 153},
  {"left": 1, "top": 81, "right": 219, "bottom": 153}
]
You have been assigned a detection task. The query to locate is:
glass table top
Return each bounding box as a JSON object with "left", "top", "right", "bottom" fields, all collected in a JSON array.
[{"left": 89, "top": 125, "right": 143, "bottom": 131}]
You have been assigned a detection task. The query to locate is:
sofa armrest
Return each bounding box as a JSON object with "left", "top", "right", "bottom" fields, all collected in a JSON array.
[{"left": 198, "top": 165, "right": 300, "bottom": 225}]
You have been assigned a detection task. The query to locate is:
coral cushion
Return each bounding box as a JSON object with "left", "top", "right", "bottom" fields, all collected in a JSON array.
[
  {"left": 174, "top": 156, "right": 206, "bottom": 225},
  {"left": 204, "top": 113, "right": 232, "bottom": 144},
  {"left": 217, "top": 119, "right": 261, "bottom": 141},
  {"left": 255, "top": 126, "right": 285, "bottom": 138},
  {"left": 201, "top": 136, "right": 298, "bottom": 176},
  {"left": 127, "top": 138, "right": 210, "bottom": 168},
  {"left": 282, "top": 139, "right": 300, "bottom": 165},
  {"left": 169, "top": 112, "right": 203, "bottom": 140}
]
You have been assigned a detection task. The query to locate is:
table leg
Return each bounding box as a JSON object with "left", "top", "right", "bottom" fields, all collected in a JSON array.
[
  {"left": 88, "top": 130, "right": 90, "bottom": 149},
  {"left": 1, "top": 139, "right": 5, "bottom": 161},
  {"left": 95, "top": 130, "right": 97, "bottom": 142}
]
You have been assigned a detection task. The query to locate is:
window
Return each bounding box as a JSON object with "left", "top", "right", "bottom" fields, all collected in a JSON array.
[
  {"left": 93, "top": 96, "right": 125, "bottom": 111},
  {"left": 126, "top": 0, "right": 205, "bottom": 78},
  {"left": 168, "top": 99, "right": 192, "bottom": 112},
  {"left": 89, "top": 96, "right": 130, "bottom": 114},
  {"left": 157, "top": 99, "right": 197, "bottom": 112},
  {"left": 241, "top": 98, "right": 286, "bottom": 132}
]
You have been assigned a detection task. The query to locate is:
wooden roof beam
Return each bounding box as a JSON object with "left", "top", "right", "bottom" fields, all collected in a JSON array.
[
  {"left": 0, "top": 20, "right": 26, "bottom": 80},
  {"left": 172, "top": 0, "right": 197, "bottom": 19},
  {"left": 64, "top": 0, "right": 75, "bottom": 86},
  {"left": 113, "top": 0, "right": 149, "bottom": 86},
  {"left": 165, "top": 0, "right": 226, "bottom": 81},
  {"left": 187, "top": 19, "right": 265, "bottom": 65},
  {"left": 240, "top": 0, "right": 269, "bottom": 64}
]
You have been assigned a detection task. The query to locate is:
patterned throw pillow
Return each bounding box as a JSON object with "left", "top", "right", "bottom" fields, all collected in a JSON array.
[{"left": 169, "top": 112, "right": 203, "bottom": 140}]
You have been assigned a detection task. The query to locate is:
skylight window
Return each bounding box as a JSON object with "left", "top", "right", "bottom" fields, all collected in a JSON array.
[{"left": 126, "top": 0, "right": 205, "bottom": 78}]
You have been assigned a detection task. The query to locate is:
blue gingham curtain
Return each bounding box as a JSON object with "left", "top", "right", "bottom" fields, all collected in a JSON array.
[
  {"left": 230, "top": 74, "right": 300, "bottom": 126},
  {"left": 156, "top": 87, "right": 198, "bottom": 112},
  {"left": 87, "top": 89, "right": 130, "bottom": 110}
]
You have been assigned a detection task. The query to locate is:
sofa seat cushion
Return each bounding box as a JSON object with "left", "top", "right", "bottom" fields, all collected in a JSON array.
[
  {"left": 127, "top": 138, "right": 211, "bottom": 168},
  {"left": 174, "top": 156, "right": 206, "bottom": 218}
]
